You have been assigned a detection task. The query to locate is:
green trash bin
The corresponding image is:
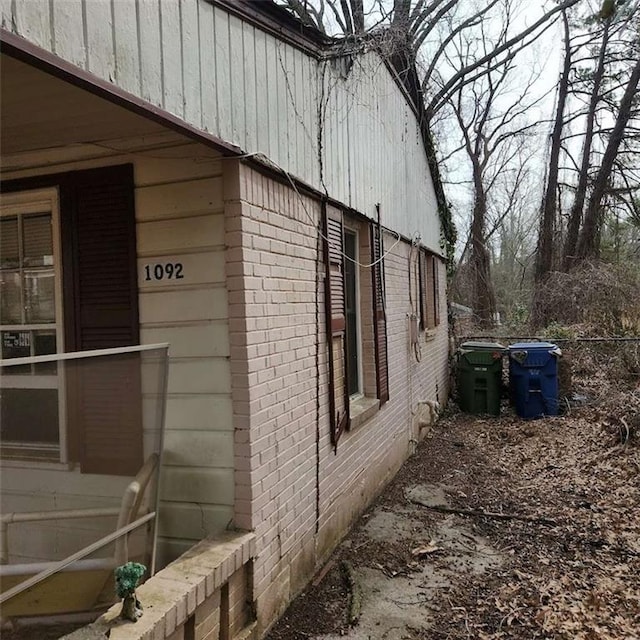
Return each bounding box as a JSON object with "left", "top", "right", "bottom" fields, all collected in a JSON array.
[{"left": 457, "top": 341, "right": 505, "bottom": 415}]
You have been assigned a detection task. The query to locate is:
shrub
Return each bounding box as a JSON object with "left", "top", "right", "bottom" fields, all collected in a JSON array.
[{"left": 532, "top": 262, "right": 640, "bottom": 336}]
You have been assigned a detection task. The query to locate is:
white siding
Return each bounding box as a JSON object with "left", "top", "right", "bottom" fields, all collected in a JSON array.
[
  {"left": 198, "top": 0, "right": 217, "bottom": 133},
  {"left": 254, "top": 28, "right": 269, "bottom": 155},
  {"left": 13, "top": 0, "right": 51, "bottom": 51},
  {"left": 264, "top": 27, "right": 281, "bottom": 163},
  {"left": 132, "top": 142, "right": 234, "bottom": 557},
  {"left": 214, "top": 8, "right": 232, "bottom": 144},
  {"left": 50, "top": 0, "right": 85, "bottom": 68},
  {"left": 4, "top": 1, "right": 440, "bottom": 248},
  {"left": 160, "top": 0, "right": 183, "bottom": 118},
  {"left": 138, "top": 0, "right": 163, "bottom": 106},
  {"left": 242, "top": 21, "right": 258, "bottom": 154},
  {"left": 181, "top": 0, "right": 202, "bottom": 128},
  {"left": 229, "top": 14, "right": 245, "bottom": 146},
  {"left": 85, "top": 0, "right": 114, "bottom": 81},
  {"left": 322, "top": 53, "right": 440, "bottom": 250},
  {"left": 113, "top": 0, "right": 140, "bottom": 95}
]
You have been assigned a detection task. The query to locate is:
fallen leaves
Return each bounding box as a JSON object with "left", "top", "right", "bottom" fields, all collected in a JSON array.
[
  {"left": 531, "top": 567, "right": 640, "bottom": 640},
  {"left": 429, "top": 340, "right": 640, "bottom": 639},
  {"left": 267, "top": 338, "right": 640, "bottom": 640}
]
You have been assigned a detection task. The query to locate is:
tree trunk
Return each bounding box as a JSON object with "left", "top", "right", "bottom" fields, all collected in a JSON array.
[
  {"left": 531, "top": 10, "right": 571, "bottom": 329},
  {"left": 575, "top": 56, "right": 640, "bottom": 260},
  {"left": 563, "top": 16, "right": 612, "bottom": 270},
  {"left": 535, "top": 10, "right": 571, "bottom": 283},
  {"left": 470, "top": 170, "right": 496, "bottom": 327}
]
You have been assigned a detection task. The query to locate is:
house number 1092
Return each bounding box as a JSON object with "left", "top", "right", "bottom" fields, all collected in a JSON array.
[{"left": 144, "top": 262, "right": 184, "bottom": 281}]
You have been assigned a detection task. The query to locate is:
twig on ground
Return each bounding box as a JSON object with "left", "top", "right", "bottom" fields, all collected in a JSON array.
[
  {"left": 312, "top": 560, "right": 335, "bottom": 587},
  {"left": 407, "top": 496, "right": 558, "bottom": 527},
  {"left": 620, "top": 417, "right": 630, "bottom": 444},
  {"left": 498, "top": 606, "right": 530, "bottom": 630}
]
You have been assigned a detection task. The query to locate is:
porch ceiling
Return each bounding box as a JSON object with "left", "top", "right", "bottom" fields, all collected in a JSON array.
[{"left": 1, "top": 54, "right": 166, "bottom": 156}]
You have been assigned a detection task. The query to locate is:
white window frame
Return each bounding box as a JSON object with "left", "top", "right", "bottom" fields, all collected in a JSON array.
[{"left": 1, "top": 188, "right": 67, "bottom": 462}]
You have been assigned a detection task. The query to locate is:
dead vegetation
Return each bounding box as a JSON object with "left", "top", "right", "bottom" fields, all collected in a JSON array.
[
  {"left": 434, "top": 335, "right": 640, "bottom": 638},
  {"left": 532, "top": 262, "right": 640, "bottom": 335}
]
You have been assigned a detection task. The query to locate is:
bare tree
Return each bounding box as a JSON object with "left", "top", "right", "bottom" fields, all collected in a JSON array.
[
  {"left": 575, "top": 54, "right": 640, "bottom": 259},
  {"left": 445, "top": 2, "right": 542, "bottom": 326},
  {"left": 424, "top": 0, "right": 580, "bottom": 120},
  {"left": 529, "top": 0, "right": 640, "bottom": 326},
  {"left": 276, "top": 0, "right": 581, "bottom": 122},
  {"left": 563, "top": 9, "right": 617, "bottom": 268},
  {"left": 276, "top": 0, "right": 640, "bottom": 327},
  {"left": 535, "top": 9, "right": 572, "bottom": 287}
]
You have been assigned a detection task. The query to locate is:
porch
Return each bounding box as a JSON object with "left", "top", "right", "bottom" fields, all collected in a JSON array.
[
  {"left": 0, "top": 345, "right": 168, "bottom": 623},
  {"left": 1, "top": 48, "right": 238, "bottom": 571}
]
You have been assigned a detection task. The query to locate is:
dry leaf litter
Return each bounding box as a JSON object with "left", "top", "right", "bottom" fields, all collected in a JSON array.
[{"left": 267, "top": 339, "right": 640, "bottom": 640}]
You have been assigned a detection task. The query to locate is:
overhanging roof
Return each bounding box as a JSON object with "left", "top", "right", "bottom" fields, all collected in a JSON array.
[{"left": 0, "top": 29, "right": 242, "bottom": 158}]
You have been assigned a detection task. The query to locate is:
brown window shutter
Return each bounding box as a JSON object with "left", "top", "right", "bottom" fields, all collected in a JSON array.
[
  {"left": 63, "top": 165, "right": 142, "bottom": 476},
  {"left": 69, "top": 353, "right": 143, "bottom": 476},
  {"left": 432, "top": 256, "right": 440, "bottom": 326},
  {"left": 323, "top": 205, "right": 349, "bottom": 447},
  {"left": 370, "top": 223, "right": 389, "bottom": 405},
  {"left": 326, "top": 212, "right": 346, "bottom": 335}
]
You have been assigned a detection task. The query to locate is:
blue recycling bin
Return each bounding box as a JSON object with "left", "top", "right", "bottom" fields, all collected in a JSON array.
[{"left": 508, "top": 342, "right": 560, "bottom": 419}]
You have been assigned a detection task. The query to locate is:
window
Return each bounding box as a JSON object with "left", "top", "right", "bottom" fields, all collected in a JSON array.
[
  {"left": 344, "top": 230, "right": 360, "bottom": 396},
  {"left": 324, "top": 206, "right": 389, "bottom": 447},
  {"left": 419, "top": 250, "right": 427, "bottom": 330},
  {"left": 1, "top": 165, "right": 142, "bottom": 475},
  {"left": 419, "top": 249, "right": 441, "bottom": 331},
  {"left": 1, "top": 189, "right": 65, "bottom": 460},
  {"left": 432, "top": 256, "right": 440, "bottom": 326}
]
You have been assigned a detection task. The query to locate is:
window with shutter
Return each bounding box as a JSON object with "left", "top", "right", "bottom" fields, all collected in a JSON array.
[
  {"left": 344, "top": 230, "right": 360, "bottom": 396},
  {"left": 65, "top": 166, "right": 142, "bottom": 476},
  {"left": 425, "top": 254, "right": 436, "bottom": 329},
  {"left": 324, "top": 207, "right": 389, "bottom": 448},
  {"left": 1, "top": 165, "right": 142, "bottom": 475},
  {"left": 420, "top": 252, "right": 442, "bottom": 331},
  {"left": 432, "top": 256, "right": 440, "bottom": 326},
  {"left": 1, "top": 189, "right": 64, "bottom": 461},
  {"left": 323, "top": 206, "right": 349, "bottom": 447}
]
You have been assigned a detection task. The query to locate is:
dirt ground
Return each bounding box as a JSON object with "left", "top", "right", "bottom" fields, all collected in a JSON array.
[{"left": 266, "top": 355, "right": 640, "bottom": 639}]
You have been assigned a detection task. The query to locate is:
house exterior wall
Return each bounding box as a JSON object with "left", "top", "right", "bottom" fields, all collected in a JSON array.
[
  {"left": 1, "top": 134, "right": 233, "bottom": 564},
  {"left": 2, "top": 3, "right": 451, "bottom": 633},
  {"left": 225, "top": 161, "right": 449, "bottom": 633},
  {"left": 321, "top": 51, "right": 441, "bottom": 251},
  {"left": 2, "top": 132, "right": 447, "bottom": 629},
  {"left": 1, "top": 0, "right": 441, "bottom": 252}
]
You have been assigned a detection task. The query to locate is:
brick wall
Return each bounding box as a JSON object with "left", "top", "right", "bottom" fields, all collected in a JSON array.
[{"left": 224, "top": 161, "right": 450, "bottom": 635}]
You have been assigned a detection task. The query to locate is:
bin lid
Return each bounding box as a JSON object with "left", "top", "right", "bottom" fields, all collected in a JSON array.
[
  {"left": 508, "top": 341, "right": 556, "bottom": 350},
  {"left": 460, "top": 341, "right": 505, "bottom": 351}
]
